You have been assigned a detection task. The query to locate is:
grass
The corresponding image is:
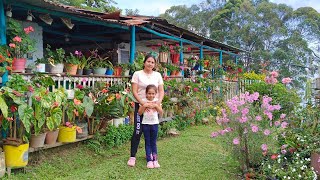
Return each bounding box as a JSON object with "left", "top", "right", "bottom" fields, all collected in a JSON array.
[{"left": 5, "top": 125, "right": 240, "bottom": 180}]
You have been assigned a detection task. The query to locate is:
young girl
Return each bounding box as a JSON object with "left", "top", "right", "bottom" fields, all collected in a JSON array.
[{"left": 138, "top": 84, "right": 163, "bottom": 169}]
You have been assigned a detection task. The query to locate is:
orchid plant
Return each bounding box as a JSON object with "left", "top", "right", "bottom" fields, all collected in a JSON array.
[{"left": 211, "top": 92, "right": 289, "bottom": 172}]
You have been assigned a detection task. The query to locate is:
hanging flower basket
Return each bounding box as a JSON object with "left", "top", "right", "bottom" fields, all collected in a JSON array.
[
  {"left": 170, "top": 53, "right": 180, "bottom": 64},
  {"left": 159, "top": 52, "right": 168, "bottom": 63}
]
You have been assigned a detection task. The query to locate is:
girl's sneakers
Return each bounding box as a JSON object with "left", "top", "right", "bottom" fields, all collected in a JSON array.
[
  {"left": 127, "top": 157, "right": 136, "bottom": 167},
  {"left": 147, "top": 161, "right": 154, "bottom": 168},
  {"left": 153, "top": 161, "right": 160, "bottom": 168}
]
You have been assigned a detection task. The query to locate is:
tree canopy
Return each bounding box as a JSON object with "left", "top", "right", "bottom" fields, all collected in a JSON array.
[{"left": 161, "top": 0, "right": 320, "bottom": 89}]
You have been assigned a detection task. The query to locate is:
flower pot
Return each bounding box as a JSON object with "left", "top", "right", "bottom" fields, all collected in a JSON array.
[
  {"left": 0, "top": 152, "right": 5, "bottom": 178},
  {"left": 159, "top": 52, "right": 168, "bottom": 63},
  {"left": 4, "top": 143, "right": 29, "bottom": 168},
  {"left": 123, "top": 70, "right": 130, "bottom": 76},
  {"left": 58, "top": 126, "right": 76, "bottom": 143},
  {"left": 113, "top": 117, "right": 124, "bottom": 127},
  {"left": 311, "top": 152, "right": 320, "bottom": 175},
  {"left": 50, "top": 63, "right": 64, "bottom": 74},
  {"left": 30, "top": 132, "right": 47, "bottom": 148},
  {"left": 45, "top": 129, "right": 59, "bottom": 145},
  {"left": 93, "top": 68, "right": 107, "bottom": 75},
  {"left": 83, "top": 68, "right": 92, "bottom": 75},
  {"left": 76, "top": 123, "right": 88, "bottom": 139},
  {"left": 76, "top": 69, "right": 83, "bottom": 75},
  {"left": 25, "top": 68, "right": 32, "bottom": 73},
  {"left": 113, "top": 67, "right": 122, "bottom": 76},
  {"left": 45, "top": 63, "right": 51, "bottom": 72},
  {"left": 105, "top": 69, "right": 113, "bottom": 75},
  {"left": 36, "top": 63, "right": 46, "bottom": 72},
  {"left": 170, "top": 53, "right": 180, "bottom": 64},
  {"left": 65, "top": 63, "right": 78, "bottom": 75},
  {"left": 12, "top": 58, "right": 26, "bottom": 73}
]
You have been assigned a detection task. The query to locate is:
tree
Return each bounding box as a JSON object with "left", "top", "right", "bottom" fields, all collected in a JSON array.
[
  {"left": 160, "top": 0, "right": 320, "bottom": 89},
  {"left": 51, "top": 0, "right": 119, "bottom": 12}
]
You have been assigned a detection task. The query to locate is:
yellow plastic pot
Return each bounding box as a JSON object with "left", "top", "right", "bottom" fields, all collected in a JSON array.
[
  {"left": 3, "top": 143, "right": 29, "bottom": 168},
  {"left": 58, "top": 126, "right": 76, "bottom": 143}
]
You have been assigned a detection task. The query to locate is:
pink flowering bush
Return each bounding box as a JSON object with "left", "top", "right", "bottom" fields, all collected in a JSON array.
[{"left": 211, "top": 92, "right": 288, "bottom": 172}]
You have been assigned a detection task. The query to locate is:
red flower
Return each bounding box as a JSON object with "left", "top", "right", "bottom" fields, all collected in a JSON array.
[
  {"left": 6, "top": 117, "right": 13, "bottom": 121},
  {"left": 116, "top": 93, "right": 121, "bottom": 100},
  {"left": 52, "top": 102, "right": 59, "bottom": 108},
  {"left": 28, "top": 85, "right": 34, "bottom": 93},
  {"left": 35, "top": 96, "right": 41, "bottom": 101},
  {"left": 6, "top": 66, "right": 12, "bottom": 71},
  {"left": 271, "top": 154, "right": 278, "bottom": 160},
  {"left": 76, "top": 84, "right": 83, "bottom": 89},
  {"left": 102, "top": 88, "right": 108, "bottom": 93},
  {"left": 12, "top": 90, "right": 22, "bottom": 97},
  {"left": 10, "top": 105, "right": 17, "bottom": 112}
]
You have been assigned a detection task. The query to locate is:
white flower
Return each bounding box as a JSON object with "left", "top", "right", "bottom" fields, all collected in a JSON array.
[
  {"left": 288, "top": 176, "right": 290, "bottom": 179},
  {"left": 278, "top": 159, "right": 281, "bottom": 163},
  {"left": 121, "top": 91, "right": 127, "bottom": 95},
  {"left": 283, "top": 176, "right": 287, "bottom": 179},
  {"left": 300, "top": 161, "right": 303, "bottom": 164},
  {"left": 296, "top": 153, "right": 300, "bottom": 157},
  {"left": 268, "top": 165, "right": 271, "bottom": 169},
  {"left": 292, "top": 168, "right": 296, "bottom": 172},
  {"left": 307, "top": 146, "right": 310, "bottom": 148},
  {"left": 311, "top": 167, "right": 314, "bottom": 170},
  {"left": 298, "top": 174, "right": 302, "bottom": 178}
]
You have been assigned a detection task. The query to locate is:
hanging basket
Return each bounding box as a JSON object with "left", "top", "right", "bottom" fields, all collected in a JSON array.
[
  {"left": 170, "top": 53, "right": 180, "bottom": 64},
  {"left": 159, "top": 52, "right": 168, "bottom": 63}
]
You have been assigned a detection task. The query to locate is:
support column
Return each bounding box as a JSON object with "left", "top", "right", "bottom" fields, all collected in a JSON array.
[
  {"left": 219, "top": 51, "right": 223, "bottom": 96},
  {"left": 129, "top": 25, "right": 135, "bottom": 64},
  {"left": 219, "top": 51, "right": 223, "bottom": 65},
  {"left": 199, "top": 46, "right": 203, "bottom": 70},
  {"left": 0, "top": 0, "right": 8, "bottom": 86},
  {"left": 179, "top": 41, "right": 183, "bottom": 64},
  {"left": 235, "top": 56, "right": 238, "bottom": 65}
]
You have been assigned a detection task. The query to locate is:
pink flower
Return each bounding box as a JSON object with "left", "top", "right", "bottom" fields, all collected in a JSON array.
[
  {"left": 193, "top": 88, "right": 198, "bottom": 92},
  {"left": 261, "top": 144, "right": 268, "bottom": 151},
  {"left": 281, "top": 149, "right": 287, "bottom": 154},
  {"left": 13, "top": 36, "right": 22, "bottom": 42},
  {"left": 233, "top": 137, "right": 240, "bottom": 145},
  {"left": 280, "top": 114, "right": 286, "bottom": 119},
  {"left": 219, "top": 129, "right": 226, "bottom": 135},
  {"left": 239, "top": 116, "right": 248, "bottom": 123},
  {"left": 24, "top": 26, "right": 34, "bottom": 34},
  {"left": 282, "top": 77, "right": 292, "bottom": 84},
  {"left": 211, "top": 132, "right": 219, "bottom": 138},
  {"left": 251, "top": 125, "right": 259, "bottom": 133},
  {"left": 9, "top": 43, "right": 16, "bottom": 48},
  {"left": 255, "top": 116, "right": 262, "bottom": 121},
  {"left": 241, "top": 108, "right": 249, "bottom": 116},
  {"left": 270, "top": 71, "right": 279, "bottom": 77},
  {"left": 274, "top": 121, "right": 281, "bottom": 127},
  {"left": 76, "top": 84, "right": 83, "bottom": 89},
  {"left": 281, "top": 144, "right": 288, "bottom": 149},
  {"left": 281, "top": 121, "right": 288, "bottom": 128},
  {"left": 263, "top": 129, "right": 271, "bottom": 136}
]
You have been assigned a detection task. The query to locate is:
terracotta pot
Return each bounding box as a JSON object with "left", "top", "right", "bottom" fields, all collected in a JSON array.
[
  {"left": 45, "top": 129, "right": 59, "bottom": 145},
  {"left": 30, "top": 132, "right": 47, "bottom": 148},
  {"left": 65, "top": 64, "right": 78, "bottom": 75},
  {"left": 113, "top": 67, "right": 122, "bottom": 76},
  {"left": 170, "top": 53, "right": 180, "bottom": 64},
  {"left": 12, "top": 58, "right": 26, "bottom": 73}
]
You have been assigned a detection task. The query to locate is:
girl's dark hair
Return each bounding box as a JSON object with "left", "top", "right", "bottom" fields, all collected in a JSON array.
[{"left": 146, "top": 84, "right": 157, "bottom": 93}]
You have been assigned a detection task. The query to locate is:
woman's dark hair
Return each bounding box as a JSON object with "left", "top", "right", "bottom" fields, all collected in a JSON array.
[
  {"left": 143, "top": 54, "right": 156, "bottom": 63},
  {"left": 146, "top": 84, "right": 157, "bottom": 93}
]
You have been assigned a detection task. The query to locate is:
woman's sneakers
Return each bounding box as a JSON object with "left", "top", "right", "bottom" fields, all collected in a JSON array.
[
  {"left": 153, "top": 161, "right": 160, "bottom": 168},
  {"left": 127, "top": 157, "right": 136, "bottom": 167},
  {"left": 147, "top": 161, "right": 154, "bottom": 168}
]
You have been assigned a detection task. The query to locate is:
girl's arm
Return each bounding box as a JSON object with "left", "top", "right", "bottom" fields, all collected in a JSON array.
[{"left": 138, "top": 103, "right": 151, "bottom": 115}]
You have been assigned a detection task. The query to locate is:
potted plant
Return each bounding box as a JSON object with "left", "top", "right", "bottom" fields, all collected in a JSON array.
[
  {"left": 77, "top": 52, "right": 92, "bottom": 75},
  {"left": 1, "top": 74, "right": 34, "bottom": 168},
  {"left": 65, "top": 51, "right": 80, "bottom": 75},
  {"left": 169, "top": 44, "right": 181, "bottom": 64},
  {"left": 7, "top": 19, "right": 36, "bottom": 73},
  {"left": 25, "top": 63, "right": 35, "bottom": 73},
  {"left": 158, "top": 41, "right": 170, "bottom": 63},
  {"left": 90, "top": 50, "right": 110, "bottom": 75},
  {"left": 35, "top": 57, "right": 47, "bottom": 72},
  {"left": 120, "top": 63, "right": 130, "bottom": 76},
  {"left": 45, "top": 44, "right": 65, "bottom": 74},
  {"left": 113, "top": 64, "right": 122, "bottom": 76},
  {"left": 166, "top": 64, "right": 179, "bottom": 76}
]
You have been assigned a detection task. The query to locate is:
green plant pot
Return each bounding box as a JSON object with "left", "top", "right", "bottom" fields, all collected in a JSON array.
[{"left": 93, "top": 68, "right": 107, "bottom": 75}]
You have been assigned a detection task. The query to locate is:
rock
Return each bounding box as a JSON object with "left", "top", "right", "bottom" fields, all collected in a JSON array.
[{"left": 167, "top": 128, "right": 180, "bottom": 137}]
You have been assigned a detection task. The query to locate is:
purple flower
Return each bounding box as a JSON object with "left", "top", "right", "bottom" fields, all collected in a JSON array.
[
  {"left": 281, "top": 121, "right": 288, "bottom": 128},
  {"left": 211, "top": 132, "right": 219, "bottom": 138},
  {"left": 263, "top": 129, "right": 271, "bottom": 136},
  {"left": 274, "top": 121, "right": 281, "bottom": 127},
  {"left": 280, "top": 114, "right": 286, "bottom": 119},
  {"left": 261, "top": 144, "right": 268, "bottom": 151},
  {"left": 233, "top": 138, "right": 240, "bottom": 145},
  {"left": 281, "top": 149, "right": 287, "bottom": 154},
  {"left": 251, "top": 125, "right": 259, "bottom": 133},
  {"left": 255, "top": 116, "right": 262, "bottom": 121}
]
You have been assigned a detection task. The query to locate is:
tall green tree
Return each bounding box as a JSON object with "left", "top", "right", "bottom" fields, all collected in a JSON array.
[
  {"left": 51, "top": 0, "right": 119, "bottom": 12},
  {"left": 161, "top": 0, "right": 320, "bottom": 89}
]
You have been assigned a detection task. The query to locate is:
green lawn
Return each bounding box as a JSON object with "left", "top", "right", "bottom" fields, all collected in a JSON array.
[{"left": 6, "top": 125, "right": 240, "bottom": 179}]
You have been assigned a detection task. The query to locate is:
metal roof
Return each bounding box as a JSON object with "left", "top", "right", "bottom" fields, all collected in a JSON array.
[{"left": 5, "top": 0, "right": 246, "bottom": 53}]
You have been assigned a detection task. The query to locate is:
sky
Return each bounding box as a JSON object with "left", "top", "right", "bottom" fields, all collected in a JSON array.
[{"left": 115, "top": 0, "right": 320, "bottom": 16}]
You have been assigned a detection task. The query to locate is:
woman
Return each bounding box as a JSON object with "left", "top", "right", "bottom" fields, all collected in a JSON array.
[{"left": 127, "top": 54, "right": 164, "bottom": 167}]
